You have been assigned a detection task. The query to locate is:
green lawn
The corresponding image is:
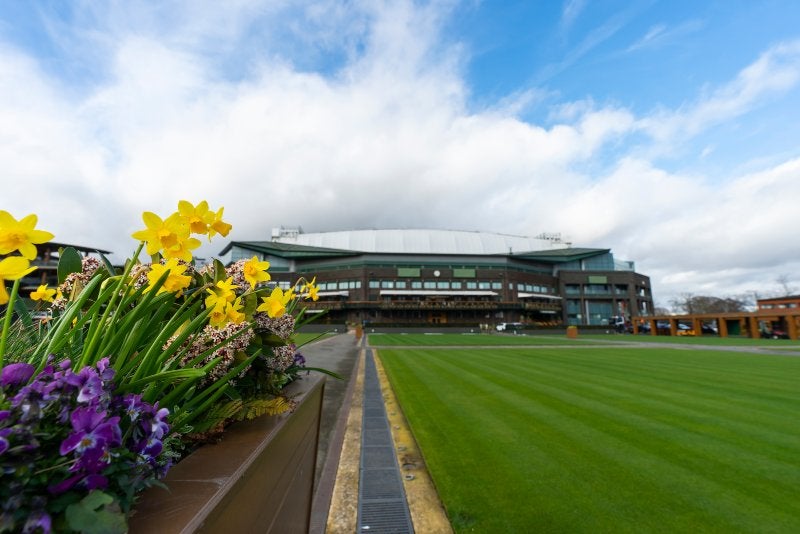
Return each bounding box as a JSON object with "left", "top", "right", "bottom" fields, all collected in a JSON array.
[
  {"left": 378, "top": 345, "right": 800, "bottom": 533},
  {"left": 367, "top": 333, "right": 605, "bottom": 346},
  {"left": 294, "top": 331, "right": 335, "bottom": 346}
]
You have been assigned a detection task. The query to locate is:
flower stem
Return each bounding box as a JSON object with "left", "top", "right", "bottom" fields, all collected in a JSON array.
[
  {"left": 32, "top": 458, "right": 76, "bottom": 476},
  {"left": 0, "top": 277, "right": 23, "bottom": 368}
]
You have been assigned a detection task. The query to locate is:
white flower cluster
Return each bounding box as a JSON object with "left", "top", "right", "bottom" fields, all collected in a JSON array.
[
  {"left": 267, "top": 344, "right": 297, "bottom": 373},
  {"left": 51, "top": 257, "right": 103, "bottom": 310},
  {"left": 254, "top": 312, "right": 295, "bottom": 340},
  {"left": 224, "top": 259, "right": 250, "bottom": 292},
  {"left": 166, "top": 322, "right": 255, "bottom": 386}
]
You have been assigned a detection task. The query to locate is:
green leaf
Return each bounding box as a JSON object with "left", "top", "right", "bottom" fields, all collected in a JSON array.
[
  {"left": 65, "top": 490, "right": 127, "bottom": 534},
  {"left": 14, "top": 297, "right": 33, "bottom": 330},
  {"left": 213, "top": 258, "right": 227, "bottom": 283},
  {"left": 57, "top": 246, "right": 83, "bottom": 284},
  {"left": 98, "top": 252, "right": 117, "bottom": 277}
]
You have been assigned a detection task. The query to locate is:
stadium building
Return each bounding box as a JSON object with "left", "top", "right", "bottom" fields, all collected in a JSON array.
[{"left": 220, "top": 228, "right": 654, "bottom": 327}]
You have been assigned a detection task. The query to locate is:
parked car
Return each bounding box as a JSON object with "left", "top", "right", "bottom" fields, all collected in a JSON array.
[
  {"left": 496, "top": 322, "right": 524, "bottom": 332},
  {"left": 700, "top": 324, "right": 718, "bottom": 335},
  {"left": 761, "top": 328, "right": 789, "bottom": 340}
]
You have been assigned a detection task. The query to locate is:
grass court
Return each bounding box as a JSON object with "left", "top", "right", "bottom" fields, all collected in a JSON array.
[{"left": 374, "top": 334, "right": 800, "bottom": 533}]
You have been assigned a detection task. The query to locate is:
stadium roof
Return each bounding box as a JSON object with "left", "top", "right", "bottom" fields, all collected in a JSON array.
[{"left": 243, "top": 229, "right": 574, "bottom": 256}]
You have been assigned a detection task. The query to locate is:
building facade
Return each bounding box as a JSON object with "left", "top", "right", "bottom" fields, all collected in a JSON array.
[
  {"left": 220, "top": 229, "right": 654, "bottom": 327},
  {"left": 756, "top": 295, "right": 800, "bottom": 311},
  {"left": 2, "top": 242, "right": 109, "bottom": 303}
]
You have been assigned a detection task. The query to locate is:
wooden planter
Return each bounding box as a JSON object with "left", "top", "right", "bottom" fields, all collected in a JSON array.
[{"left": 129, "top": 374, "right": 325, "bottom": 533}]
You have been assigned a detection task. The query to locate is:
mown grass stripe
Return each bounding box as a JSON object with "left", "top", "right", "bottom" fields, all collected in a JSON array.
[
  {"left": 460, "top": 349, "right": 800, "bottom": 471},
  {"left": 378, "top": 346, "right": 800, "bottom": 533}
]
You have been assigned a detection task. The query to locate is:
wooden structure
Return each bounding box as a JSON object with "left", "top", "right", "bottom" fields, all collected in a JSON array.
[{"left": 632, "top": 310, "right": 800, "bottom": 340}]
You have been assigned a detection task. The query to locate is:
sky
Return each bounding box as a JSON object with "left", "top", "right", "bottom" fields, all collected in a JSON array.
[{"left": 2, "top": 0, "right": 800, "bottom": 308}]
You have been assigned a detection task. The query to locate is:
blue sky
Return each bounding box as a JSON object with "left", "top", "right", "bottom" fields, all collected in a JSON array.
[{"left": 1, "top": 1, "right": 800, "bottom": 306}]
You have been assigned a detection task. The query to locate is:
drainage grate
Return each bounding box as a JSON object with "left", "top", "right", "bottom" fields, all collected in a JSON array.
[
  {"left": 357, "top": 350, "right": 414, "bottom": 533},
  {"left": 360, "top": 501, "right": 414, "bottom": 533},
  {"left": 363, "top": 447, "right": 397, "bottom": 469}
]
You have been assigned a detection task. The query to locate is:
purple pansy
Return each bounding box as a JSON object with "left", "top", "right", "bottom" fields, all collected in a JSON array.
[
  {"left": 22, "top": 510, "right": 51, "bottom": 534},
  {"left": 2, "top": 355, "right": 171, "bottom": 526},
  {"left": 0, "top": 428, "right": 11, "bottom": 455},
  {"left": 1, "top": 362, "right": 35, "bottom": 388},
  {"left": 59, "top": 407, "right": 121, "bottom": 456}
]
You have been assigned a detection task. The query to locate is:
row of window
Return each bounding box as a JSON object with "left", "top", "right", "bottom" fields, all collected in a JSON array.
[
  {"left": 365, "top": 280, "right": 554, "bottom": 292},
  {"left": 316, "top": 280, "right": 362, "bottom": 290},
  {"left": 292, "top": 278, "right": 554, "bottom": 292},
  {"left": 565, "top": 284, "right": 630, "bottom": 295},
  {"left": 368, "top": 280, "right": 502, "bottom": 290},
  {"left": 759, "top": 303, "right": 799, "bottom": 309}
]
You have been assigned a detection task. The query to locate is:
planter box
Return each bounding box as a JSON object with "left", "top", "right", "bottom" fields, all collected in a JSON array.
[{"left": 129, "top": 374, "right": 325, "bottom": 533}]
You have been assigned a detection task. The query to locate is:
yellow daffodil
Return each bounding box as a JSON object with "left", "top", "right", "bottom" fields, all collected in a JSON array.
[
  {"left": 205, "top": 277, "right": 237, "bottom": 309},
  {"left": 208, "top": 302, "right": 229, "bottom": 329},
  {"left": 178, "top": 200, "right": 212, "bottom": 235},
  {"left": 0, "top": 211, "right": 54, "bottom": 260},
  {"left": 131, "top": 211, "right": 190, "bottom": 257},
  {"left": 161, "top": 234, "right": 201, "bottom": 263},
  {"left": 0, "top": 256, "right": 37, "bottom": 305},
  {"left": 301, "top": 276, "right": 319, "bottom": 301},
  {"left": 256, "top": 287, "right": 293, "bottom": 318},
  {"left": 243, "top": 256, "right": 271, "bottom": 289},
  {"left": 30, "top": 284, "right": 56, "bottom": 302},
  {"left": 145, "top": 258, "right": 192, "bottom": 296},
  {"left": 207, "top": 207, "right": 232, "bottom": 239},
  {"left": 226, "top": 297, "right": 246, "bottom": 324}
]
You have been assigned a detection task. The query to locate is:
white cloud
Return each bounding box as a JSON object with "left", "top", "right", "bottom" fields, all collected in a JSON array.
[
  {"left": 0, "top": 1, "right": 799, "bottom": 306},
  {"left": 625, "top": 19, "right": 704, "bottom": 53},
  {"left": 560, "top": 0, "right": 587, "bottom": 31},
  {"left": 639, "top": 39, "right": 800, "bottom": 144}
]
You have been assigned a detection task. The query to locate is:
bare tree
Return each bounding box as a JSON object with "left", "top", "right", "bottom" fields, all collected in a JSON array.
[
  {"left": 670, "top": 294, "right": 748, "bottom": 314},
  {"left": 775, "top": 274, "right": 795, "bottom": 296}
]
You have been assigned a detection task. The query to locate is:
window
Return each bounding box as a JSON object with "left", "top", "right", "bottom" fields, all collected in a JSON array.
[
  {"left": 491, "top": 282, "right": 502, "bottom": 290},
  {"left": 466, "top": 282, "right": 477, "bottom": 289},
  {"left": 369, "top": 280, "right": 379, "bottom": 289},
  {"left": 437, "top": 281, "right": 449, "bottom": 289},
  {"left": 381, "top": 281, "right": 394, "bottom": 289},
  {"left": 451, "top": 281, "right": 462, "bottom": 289},
  {"left": 584, "top": 284, "right": 610, "bottom": 295},
  {"left": 396, "top": 281, "right": 407, "bottom": 289},
  {"left": 478, "top": 281, "right": 491, "bottom": 290},
  {"left": 565, "top": 284, "right": 580, "bottom": 295},
  {"left": 423, "top": 281, "right": 436, "bottom": 289},
  {"left": 411, "top": 281, "right": 422, "bottom": 289}
]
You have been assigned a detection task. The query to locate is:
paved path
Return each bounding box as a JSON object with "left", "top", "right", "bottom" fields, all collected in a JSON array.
[{"left": 301, "top": 333, "right": 360, "bottom": 534}]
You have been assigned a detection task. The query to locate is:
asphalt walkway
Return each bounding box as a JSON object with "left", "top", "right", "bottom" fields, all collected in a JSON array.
[{"left": 301, "top": 332, "right": 360, "bottom": 534}]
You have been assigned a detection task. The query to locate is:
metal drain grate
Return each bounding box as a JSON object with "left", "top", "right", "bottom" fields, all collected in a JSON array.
[{"left": 357, "top": 350, "right": 414, "bottom": 533}]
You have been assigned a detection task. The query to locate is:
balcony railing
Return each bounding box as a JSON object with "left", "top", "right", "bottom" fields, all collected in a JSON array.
[{"left": 304, "top": 299, "right": 561, "bottom": 312}]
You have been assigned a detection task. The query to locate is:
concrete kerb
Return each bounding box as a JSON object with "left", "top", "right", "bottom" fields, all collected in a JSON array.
[
  {"left": 373, "top": 350, "right": 454, "bottom": 533},
  {"left": 324, "top": 347, "right": 365, "bottom": 533}
]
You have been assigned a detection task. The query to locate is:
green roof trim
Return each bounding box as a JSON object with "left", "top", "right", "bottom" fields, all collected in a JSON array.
[
  {"left": 219, "top": 240, "right": 359, "bottom": 259},
  {"left": 220, "top": 242, "right": 610, "bottom": 264}
]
